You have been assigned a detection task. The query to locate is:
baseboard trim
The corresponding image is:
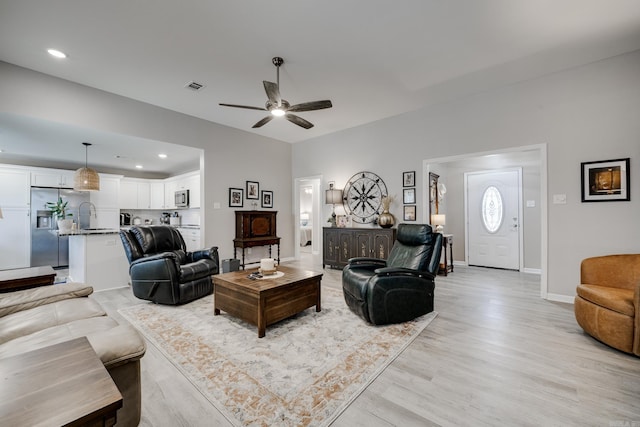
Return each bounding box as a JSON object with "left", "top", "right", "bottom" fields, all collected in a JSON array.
[
  {"left": 546, "top": 293, "right": 574, "bottom": 304},
  {"left": 453, "top": 260, "right": 466, "bottom": 266},
  {"left": 522, "top": 268, "right": 542, "bottom": 275}
]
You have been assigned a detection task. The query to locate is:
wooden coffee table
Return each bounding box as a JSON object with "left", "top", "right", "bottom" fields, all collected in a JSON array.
[{"left": 213, "top": 265, "right": 323, "bottom": 337}]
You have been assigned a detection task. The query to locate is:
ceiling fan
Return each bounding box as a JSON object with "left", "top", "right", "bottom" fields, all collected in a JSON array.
[{"left": 219, "top": 57, "right": 332, "bottom": 129}]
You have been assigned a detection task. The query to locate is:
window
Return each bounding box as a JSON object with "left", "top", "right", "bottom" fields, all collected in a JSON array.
[{"left": 482, "top": 186, "right": 503, "bottom": 233}]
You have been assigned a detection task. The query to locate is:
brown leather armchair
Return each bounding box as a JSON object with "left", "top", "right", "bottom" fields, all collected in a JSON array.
[{"left": 574, "top": 254, "right": 640, "bottom": 356}]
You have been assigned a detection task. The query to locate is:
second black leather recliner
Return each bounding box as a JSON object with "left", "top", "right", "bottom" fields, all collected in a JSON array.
[
  {"left": 342, "top": 223, "right": 442, "bottom": 325},
  {"left": 120, "top": 225, "right": 219, "bottom": 305}
]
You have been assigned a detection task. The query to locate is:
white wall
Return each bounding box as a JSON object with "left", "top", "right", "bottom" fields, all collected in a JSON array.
[
  {"left": 0, "top": 61, "right": 293, "bottom": 262},
  {"left": 294, "top": 49, "right": 640, "bottom": 298}
]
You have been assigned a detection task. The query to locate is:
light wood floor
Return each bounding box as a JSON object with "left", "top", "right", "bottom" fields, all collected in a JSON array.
[{"left": 92, "top": 257, "right": 640, "bottom": 426}]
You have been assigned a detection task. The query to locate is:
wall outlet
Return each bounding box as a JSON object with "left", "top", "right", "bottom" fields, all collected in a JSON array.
[
  {"left": 526, "top": 200, "right": 536, "bottom": 208},
  {"left": 213, "top": 202, "right": 220, "bottom": 209}
]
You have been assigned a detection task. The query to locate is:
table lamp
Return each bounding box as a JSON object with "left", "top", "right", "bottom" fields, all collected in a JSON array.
[
  {"left": 431, "top": 214, "right": 445, "bottom": 233},
  {"left": 325, "top": 182, "right": 343, "bottom": 227}
]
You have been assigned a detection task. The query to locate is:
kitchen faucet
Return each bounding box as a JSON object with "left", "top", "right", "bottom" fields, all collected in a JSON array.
[{"left": 78, "top": 201, "right": 97, "bottom": 229}]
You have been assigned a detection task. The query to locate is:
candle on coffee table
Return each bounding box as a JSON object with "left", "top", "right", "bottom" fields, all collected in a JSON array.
[{"left": 260, "top": 258, "right": 275, "bottom": 272}]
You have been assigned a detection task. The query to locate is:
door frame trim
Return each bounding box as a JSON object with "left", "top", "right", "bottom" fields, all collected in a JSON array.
[
  {"left": 463, "top": 167, "right": 524, "bottom": 271},
  {"left": 293, "top": 175, "right": 323, "bottom": 263},
  {"left": 422, "top": 143, "right": 548, "bottom": 299}
]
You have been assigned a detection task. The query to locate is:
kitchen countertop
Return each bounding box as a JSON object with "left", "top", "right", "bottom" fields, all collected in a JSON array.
[{"left": 53, "top": 228, "right": 121, "bottom": 236}]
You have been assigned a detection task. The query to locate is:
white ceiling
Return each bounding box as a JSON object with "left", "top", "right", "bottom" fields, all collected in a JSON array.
[{"left": 1, "top": 1, "right": 640, "bottom": 174}]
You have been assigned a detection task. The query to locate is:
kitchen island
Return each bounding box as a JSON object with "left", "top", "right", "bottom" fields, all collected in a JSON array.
[{"left": 56, "top": 229, "right": 130, "bottom": 292}]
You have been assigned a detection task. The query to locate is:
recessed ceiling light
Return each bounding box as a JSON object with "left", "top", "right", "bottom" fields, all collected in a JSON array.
[
  {"left": 47, "top": 49, "right": 67, "bottom": 59},
  {"left": 135, "top": 164, "right": 143, "bottom": 169},
  {"left": 158, "top": 153, "right": 167, "bottom": 159}
]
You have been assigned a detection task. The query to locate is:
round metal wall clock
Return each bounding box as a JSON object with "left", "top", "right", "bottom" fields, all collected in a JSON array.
[{"left": 342, "top": 171, "right": 388, "bottom": 224}]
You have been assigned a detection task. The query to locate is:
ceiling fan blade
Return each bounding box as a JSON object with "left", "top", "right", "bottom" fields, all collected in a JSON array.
[
  {"left": 285, "top": 114, "right": 314, "bottom": 129},
  {"left": 219, "top": 103, "right": 267, "bottom": 111},
  {"left": 263, "top": 81, "right": 281, "bottom": 106},
  {"left": 252, "top": 116, "right": 274, "bottom": 128},
  {"left": 287, "top": 100, "right": 333, "bottom": 113}
]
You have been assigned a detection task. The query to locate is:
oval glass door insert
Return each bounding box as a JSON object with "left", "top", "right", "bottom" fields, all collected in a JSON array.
[{"left": 482, "top": 186, "right": 503, "bottom": 233}]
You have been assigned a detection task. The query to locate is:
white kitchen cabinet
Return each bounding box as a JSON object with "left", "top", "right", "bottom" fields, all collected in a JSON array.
[
  {"left": 90, "top": 175, "right": 120, "bottom": 209},
  {"left": 185, "top": 173, "right": 201, "bottom": 208},
  {"left": 31, "top": 169, "right": 75, "bottom": 188},
  {"left": 177, "top": 228, "right": 201, "bottom": 252},
  {"left": 0, "top": 208, "right": 30, "bottom": 269},
  {"left": 150, "top": 182, "right": 165, "bottom": 209},
  {"left": 0, "top": 167, "right": 30, "bottom": 206},
  {"left": 0, "top": 167, "right": 31, "bottom": 269},
  {"left": 119, "top": 179, "right": 150, "bottom": 209},
  {"left": 68, "top": 233, "right": 130, "bottom": 291},
  {"left": 164, "top": 180, "right": 177, "bottom": 210}
]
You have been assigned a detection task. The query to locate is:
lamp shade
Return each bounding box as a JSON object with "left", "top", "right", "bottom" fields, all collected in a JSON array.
[
  {"left": 74, "top": 142, "right": 100, "bottom": 191},
  {"left": 74, "top": 167, "right": 100, "bottom": 191},
  {"left": 325, "top": 189, "right": 343, "bottom": 204},
  {"left": 431, "top": 214, "right": 446, "bottom": 226}
]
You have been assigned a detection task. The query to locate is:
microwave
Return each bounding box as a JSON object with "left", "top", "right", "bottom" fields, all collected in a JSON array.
[{"left": 175, "top": 189, "right": 189, "bottom": 208}]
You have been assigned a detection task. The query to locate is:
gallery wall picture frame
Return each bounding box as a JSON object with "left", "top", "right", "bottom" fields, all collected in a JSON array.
[
  {"left": 261, "top": 190, "right": 273, "bottom": 208},
  {"left": 229, "top": 188, "right": 243, "bottom": 207},
  {"left": 403, "top": 188, "right": 416, "bottom": 204},
  {"left": 246, "top": 181, "right": 260, "bottom": 199},
  {"left": 403, "top": 205, "right": 416, "bottom": 221},
  {"left": 403, "top": 171, "right": 415, "bottom": 187},
  {"left": 581, "top": 158, "right": 630, "bottom": 202}
]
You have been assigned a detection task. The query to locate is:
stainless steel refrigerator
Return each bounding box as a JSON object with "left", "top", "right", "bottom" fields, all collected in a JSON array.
[{"left": 30, "top": 187, "right": 90, "bottom": 268}]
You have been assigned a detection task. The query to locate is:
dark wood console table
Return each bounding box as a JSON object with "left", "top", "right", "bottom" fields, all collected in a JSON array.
[{"left": 233, "top": 210, "right": 280, "bottom": 269}]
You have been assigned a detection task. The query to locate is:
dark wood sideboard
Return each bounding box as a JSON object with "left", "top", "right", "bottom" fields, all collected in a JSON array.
[
  {"left": 323, "top": 227, "right": 396, "bottom": 269},
  {"left": 234, "top": 210, "right": 280, "bottom": 269}
]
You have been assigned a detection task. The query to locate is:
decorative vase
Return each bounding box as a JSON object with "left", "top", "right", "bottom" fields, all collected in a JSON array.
[
  {"left": 57, "top": 218, "right": 73, "bottom": 232},
  {"left": 378, "top": 210, "right": 394, "bottom": 228}
]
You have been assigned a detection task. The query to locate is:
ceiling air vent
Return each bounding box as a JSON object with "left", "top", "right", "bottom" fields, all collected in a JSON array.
[{"left": 185, "top": 81, "right": 205, "bottom": 91}]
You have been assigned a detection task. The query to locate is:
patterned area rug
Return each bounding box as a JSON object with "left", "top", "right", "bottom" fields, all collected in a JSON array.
[{"left": 119, "top": 286, "right": 436, "bottom": 426}]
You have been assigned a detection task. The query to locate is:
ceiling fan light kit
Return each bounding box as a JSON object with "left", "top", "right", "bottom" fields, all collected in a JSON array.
[
  {"left": 219, "top": 56, "right": 332, "bottom": 129},
  {"left": 73, "top": 142, "right": 100, "bottom": 191}
]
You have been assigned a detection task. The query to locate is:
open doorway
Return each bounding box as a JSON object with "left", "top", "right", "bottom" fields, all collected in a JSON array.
[
  {"left": 294, "top": 176, "right": 323, "bottom": 266},
  {"left": 423, "top": 143, "right": 548, "bottom": 298}
]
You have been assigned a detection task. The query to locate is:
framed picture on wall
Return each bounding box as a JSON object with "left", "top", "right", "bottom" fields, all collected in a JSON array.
[
  {"left": 229, "top": 188, "right": 243, "bottom": 207},
  {"left": 581, "top": 158, "right": 630, "bottom": 202},
  {"left": 261, "top": 190, "right": 273, "bottom": 208},
  {"left": 246, "top": 181, "right": 259, "bottom": 199},
  {"left": 403, "top": 188, "right": 416, "bottom": 204},
  {"left": 403, "top": 205, "right": 416, "bottom": 221},
  {"left": 403, "top": 171, "right": 415, "bottom": 187}
]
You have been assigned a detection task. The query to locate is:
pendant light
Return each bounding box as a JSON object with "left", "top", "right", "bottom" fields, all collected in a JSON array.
[{"left": 73, "top": 142, "right": 100, "bottom": 191}]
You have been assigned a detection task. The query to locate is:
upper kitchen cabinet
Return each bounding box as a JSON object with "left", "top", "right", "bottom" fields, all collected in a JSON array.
[
  {"left": 90, "top": 174, "right": 121, "bottom": 209},
  {"left": 119, "top": 178, "right": 151, "bottom": 209},
  {"left": 150, "top": 182, "right": 165, "bottom": 209},
  {"left": 0, "top": 166, "right": 30, "bottom": 206},
  {"left": 31, "top": 169, "right": 75, "bottom": 188},
  {"left": 185, "top": 173, "right": 201, "bottom": 208}
]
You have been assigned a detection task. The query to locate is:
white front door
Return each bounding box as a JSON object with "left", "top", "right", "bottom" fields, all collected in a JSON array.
[{"left": 465, "top": 169, "right": 522, "bottom": 270}]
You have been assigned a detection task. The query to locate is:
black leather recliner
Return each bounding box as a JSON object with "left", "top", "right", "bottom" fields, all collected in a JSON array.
[
  {"left": 342, "top": 223, "right": 443, "bottom": 325},
  {"left": 119, "top": 225, "right": 219, "bottom": 305}
]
